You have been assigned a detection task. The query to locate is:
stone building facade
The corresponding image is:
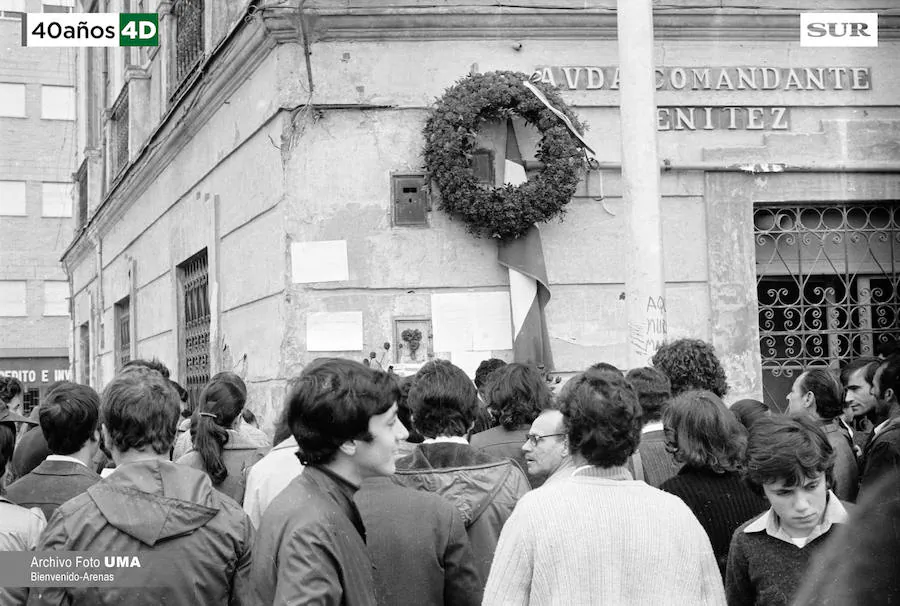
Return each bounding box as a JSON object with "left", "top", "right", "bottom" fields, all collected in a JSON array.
[
  {"left": 0, "top": 0, "right": 76, "bottom": 411},
  {"left": 64, "top": 0, "right": 900, "bottom": 431}
]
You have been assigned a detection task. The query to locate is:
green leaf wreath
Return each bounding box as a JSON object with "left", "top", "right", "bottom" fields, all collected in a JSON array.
[{"left": 423, "top": 70, "right": 588, "bottom": 241}]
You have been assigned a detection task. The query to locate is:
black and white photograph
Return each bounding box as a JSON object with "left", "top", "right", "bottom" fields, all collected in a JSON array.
[{"left": 1, "top": 0, "right": 899, "bottom": 604}]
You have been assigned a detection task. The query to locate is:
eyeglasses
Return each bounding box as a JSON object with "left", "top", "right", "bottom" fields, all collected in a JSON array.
[{"left": 524, "top": 433, "right": 566, "bottom": 447}]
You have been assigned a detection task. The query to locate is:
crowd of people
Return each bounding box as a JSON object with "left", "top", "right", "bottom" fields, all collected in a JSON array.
[{"left": 0, "top": 337, "right": 899, "bottom": 605}]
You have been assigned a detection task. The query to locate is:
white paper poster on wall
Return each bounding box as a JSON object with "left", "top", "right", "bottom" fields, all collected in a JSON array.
[
  {"left": 307, "top": 311, "right": 363, "bottom": 351},
  {"left": 431, "top": 292, "right": 513, "bottom": 352},
  {"left": 291, "top": 240, "right": 349, "bottom": 283},
  {"left": 450, "top": 351, "right": 486, "bottom": 381}
]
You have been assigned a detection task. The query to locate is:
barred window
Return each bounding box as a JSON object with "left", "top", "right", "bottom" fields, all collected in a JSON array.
[
  {"left": 170, "top": 0, "right": 204, "bottom": 101},
  {"left": 79, "top": 322, "right": 90, "bottom": 385},
  {"left": 178, "top": 250, "right": 210, "bottom": 410},
  {"left": 109, "top": 88, "right": 129, "bottom": 180},
  {"left": 23, "top": 388, "right": 40, "bottom": 416},
  {"left": 115, "top": 296, "right": 131, "bottom": 371}
]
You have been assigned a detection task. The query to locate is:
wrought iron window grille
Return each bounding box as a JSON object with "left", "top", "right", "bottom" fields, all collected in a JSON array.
[
  {"left": 170, "top": 0, "right": 204, "bottom": 102},
  {"left": 115, "top": 297, "right": 131, "bottom": 371},
  {"left": 755, "top": 202, "right": 899, "bottom": 410},
  {"left": 178, "top": 250, "right": 210, "bottom": 411}
]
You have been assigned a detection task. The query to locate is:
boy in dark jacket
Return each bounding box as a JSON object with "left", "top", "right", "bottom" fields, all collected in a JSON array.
[
  {"left": 27, "top": 366, "right": 254, "bottom": 606},
  {"left": 250, "top": 358, "right": 409, "bottom": 606}
]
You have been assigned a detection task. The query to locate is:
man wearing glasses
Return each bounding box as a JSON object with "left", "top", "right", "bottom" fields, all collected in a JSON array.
[{"left": 521, "top": 408, "right": 573, "bottom": 485}]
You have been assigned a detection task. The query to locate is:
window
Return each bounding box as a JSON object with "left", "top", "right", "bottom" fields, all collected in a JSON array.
[
  {"left": 43, "top": 282, "right": 69, "bottom": 316},
  {"left": 115, "top": 297, "right": 131, "bottom": 370},
  {"left": 23, "top": 389, "right": 40, "bottom": 416},
  {"left": 170, "top": 0, "right": 204, "bottom": 100},
  {"left": 0, "top": 282, "right": 27, "bottom": 316},
  {"left": 0, "top": 83, "right": 26, "bottom": 117},
  {"left": 41, "top": 182, "right": 72, "bottom": 217},
  {"left": 42, "top": 3, "right": 73, "bottom": 13},
  {"left": 75, "top": 159, "right": 88, "bottom": 226},
  {"left": 755, "top": 202, "right": 900, "bottom": 411},
  {"left": 0, "top": 1, "right": 26, "bottom": 11},
  {"left": 109, "top": 88, "right": 129, "bottom": 178},
  {"left": 41, "top": 85, "right": 75, "bottom": 120},
  {"left": 79, "top": 322, "right": 90, "bottom": 385},
  {"left": 0, "top": 181, "right": 27, "bottom": 216},
  {"left": 178, "top": 249, "right": 210, "bottom": 409}
]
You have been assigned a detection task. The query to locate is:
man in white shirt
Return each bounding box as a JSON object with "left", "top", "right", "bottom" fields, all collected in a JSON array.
[
  {"left": 5, "top": 382, "right": 102, "bottom": 519},
  {"left": 243, "top": 433, "right": 303, "bottom": 528}
]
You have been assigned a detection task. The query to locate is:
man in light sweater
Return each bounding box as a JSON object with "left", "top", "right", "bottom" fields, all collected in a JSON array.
[{"left": 483, "top": 368, "right": 726, "bottom": 606}]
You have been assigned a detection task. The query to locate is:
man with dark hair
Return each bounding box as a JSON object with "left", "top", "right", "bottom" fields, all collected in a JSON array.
[
  {"left": 5, "top": 382, "right": 102, "bottom": 518},
  {"left": 471, "top": 363, "right": 549, "bottom": 486},
  {"left": 652, "top": 338, "right": 729, "bottom": 397},
  {"left": 859, "top": 354, "right": 900, "bottom": 497},
  {"left": 393, "top": 359, "right": 530, "bottom": 585},
  {"left": 251, "top": 358, "right": 409, "bottom": 605},
  {"left": 787, "top": 369, "right": 859, "bottom": 501},
  {"left": 726, "top": 415, "right": 847, "bottom": 606},
  {"left": 841, "top": 357, "right": 880, "bottom": 451},
  {"left": 625, "top": 366, "right": 680, "bottom": 487},
  {"left": 484, "top": 371, "right": 724, "bottom": 604},
  {"left": 29, "top": 366, "right": 253, "bottom": 606},
  {"left": 122, "top": 356, "right": 171, "bottom": 378},
  {"left": 588, "top": 361, "right": 625, "bottom": 377}
]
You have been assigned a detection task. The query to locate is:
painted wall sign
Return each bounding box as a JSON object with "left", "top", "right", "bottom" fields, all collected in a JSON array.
[
  {"left": 531, "top": 66, "right": 872, "bottom": 91},
  {"left": 0, "top": 358, "right": 70, "bottom": 384}
]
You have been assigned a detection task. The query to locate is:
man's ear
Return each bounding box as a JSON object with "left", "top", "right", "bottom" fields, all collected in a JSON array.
[
  {"left": 805, "top": 392, "right": 816, "bottom": 411},
  {"left": 338, "top": 440, "right": 357, "bottom": 457},
  {"left": 887, "top": 387, "right": 897, "bottom": 405}
]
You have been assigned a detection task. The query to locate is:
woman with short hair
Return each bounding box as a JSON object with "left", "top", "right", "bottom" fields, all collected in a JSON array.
[{"left": 659, "top": 390, "right": 768, "bottom": 576}]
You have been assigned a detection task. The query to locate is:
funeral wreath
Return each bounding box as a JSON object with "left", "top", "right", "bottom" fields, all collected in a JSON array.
[{"left": 423, "top": 70, "right": 588, "bottom": 241}]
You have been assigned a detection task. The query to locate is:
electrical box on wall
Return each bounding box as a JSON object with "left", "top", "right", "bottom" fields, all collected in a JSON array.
[{"left": 391, "top": 174, "right": 429, "bottom": 226}]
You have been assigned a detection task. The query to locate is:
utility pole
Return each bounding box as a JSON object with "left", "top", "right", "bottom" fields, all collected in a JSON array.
[{"left": 617, "top": 0, "right": 668, "bottom": 368}]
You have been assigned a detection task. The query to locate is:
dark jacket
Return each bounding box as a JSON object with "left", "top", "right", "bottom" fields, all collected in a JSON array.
[
  {"left": 5, "top": 458, "right": 102, "bottom": 520},
  {"left": 821, "top": 420, "right": 859, "bottom": 502},
  {"left": 392, "top": 442, "right": 530, "bottom": 583},
  {"left": 176, "top": 429, "right": 266, "bottom": 505},
  {"left": 26, "top": 459, "right": 254, "bottom": 606},
  {"left": 7, "top": 426, "right": 49, "bottom": 485},
  {"left": 858, "top": 417, "right": 900, "bottom": 497},
  {"left": 469, "top": 426, "right": 531, "bottom": 483},
  {"left": 250, "top": 465, "right": 377, "bottom": 606},
  {"left": 628, "top": 428, "right": 681, "bottom": 488},
  {"left": 356, "top": 477, "right": 482, "bottom": 606}
]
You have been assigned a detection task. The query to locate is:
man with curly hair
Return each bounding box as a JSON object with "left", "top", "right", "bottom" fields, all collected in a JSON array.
[
  {"left": 483, "top": 368, "right": 725, "bottom": 605},
  {"left": 651, "top": 338, "right": 729, "bottom": 398}
]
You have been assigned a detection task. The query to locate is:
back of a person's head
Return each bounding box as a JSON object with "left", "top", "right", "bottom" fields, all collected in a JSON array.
[
  {"left": 730, "top": 398, "right": 770, "bottom": 431},
  {"left": 0, "top": 422, "right": 15, "bottom": 478},
  {"left": 0, "top": 375, "right": 23, "bottom": 404},
  {"left": 877, "top": 354, "right": 900, "bottom": 402},
  {"left": 474, "top": 358, "right": 507, "bottom": 391},
  {"left": 286, "top": 358, "right": 399, "bottom": 465},
  {"left": 407, "top": 359, "right": 478, "bottom": 439},
  {"left": 663, "top": 390, "right": 747, "bottom": 473},
  {"left": 122, "top": 357, "right": 171, "bottom": 379},
  {"left": 190, "top": 372, "right": 248, "bottom": 484},
  {"left": 102, "top": 366, "right": 181, "bottom": 455},
  {"left": 38, "top": 382, "right": 101, "bottom": 456},
  {"left": 840, "top": 357, "right": 880, "bottom": 387},
  {"left": 484, "top": 363, "right": 549, "bottom": 431},
  {"left": 556, "top": 370, "right": 642, "bottom": 467},
  {"left": 651, "top": 338, "right": 728, "bottom": 397},
  {"left": 625, "top": 366, "right": 671, "bottom": 423},
  {"left": 745, "top": 415, "right": 835, "bottom": 493},
  {"left": 800, "top": 368, "right": 844, "bottom": 421},
  {"left": 588, "top": 361, "right": 624, "bottom": 377}
]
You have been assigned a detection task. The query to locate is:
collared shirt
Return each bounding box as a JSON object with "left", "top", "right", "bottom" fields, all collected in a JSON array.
[
  {"left": 743, "top": 490, "right": 848, "bottom": 548},
  {"left": 874, "top": 417, "right": 894, "bottom": 436},
  {"left": 310, "top": 465, "right": 366, "bottom": 541},
  {"left": 642, "top": 421, "right": 664, "bottom": 434},
  {"left": 44, "top": 454, "right": 88, "bottom": 468},
  {"left": 570, "top": 464, "right": 634, "bottom": 481},
  {"left": 422, "top": 436, "right": 470, "bottom": 445}
]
